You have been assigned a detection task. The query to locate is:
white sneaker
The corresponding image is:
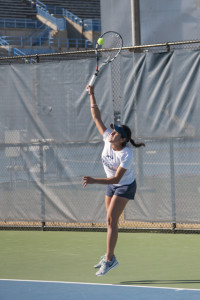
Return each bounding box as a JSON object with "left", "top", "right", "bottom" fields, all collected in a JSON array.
[
  {"left": 94, "top": 254, "right": 106, "bottom": 269},
  {"left": 96, "top": 255, "right": 119, "bottom": 276}
]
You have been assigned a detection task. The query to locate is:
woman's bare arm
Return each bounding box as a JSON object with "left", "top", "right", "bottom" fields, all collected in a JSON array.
[{"left": 87, "top": 85, "right": 107, "bottom": 136}]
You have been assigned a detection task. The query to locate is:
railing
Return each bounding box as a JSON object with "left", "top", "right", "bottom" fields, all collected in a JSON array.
[
  {"left": 14, "top": 48, "right": 56, "bottom": 55},
  {"left": 0, "top": 36, "right": 11, "bottom": 55},
  {"left": 36, "top": 0, "right": 47, "bottom": 10},
  {"left": 13, "top": 48, "right": 36, "bottom": 63},
  {"left": 62, "top": 8, "right": 83, "bottom": 26},
  {"left": 0, "top": 36, "right": 10, "bottom": 47},
  {"left": 45, "top": 5, "right": 64, "bottom": 16},
  {"left": 51, "top": 6, "right": 101, "bottom": 32},
  {"left": 0, "top": 18, "right": 43, "bottom": 29},
  {"left": 33, "top": 26, "right": 50, "bottom": 46},
  {"left": 2, "top": 36, "right": 95, "bottom": 48},
  {"left": 83, "top": 19, "right": 101, "bottom": 32},
  {"left": 36, "top": 4, "right": 66, "bottom": 31},
  {"left": 13, "top": 48, "right": 26, "bottom": 56}
]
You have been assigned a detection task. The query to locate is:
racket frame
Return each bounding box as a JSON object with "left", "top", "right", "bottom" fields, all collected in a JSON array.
[{"left": 88, "top": 31, "right": 123, "bottom": 87}]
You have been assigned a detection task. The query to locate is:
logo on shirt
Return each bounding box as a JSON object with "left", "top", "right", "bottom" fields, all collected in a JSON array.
[
  {"left": 102, "top": 155, "right": 116, "bottom": 171},
  {"left": 106, "top": 155, "right": 113, "bottom": 160}
]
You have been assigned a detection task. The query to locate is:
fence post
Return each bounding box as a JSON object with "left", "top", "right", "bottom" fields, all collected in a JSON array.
[
  {"left": 169, "top": 138, "right": 176, "bottom": 232},
  {"left": 36, "top": 54, "right": 40, "bottom": 63},
  {"left": 39, "top": 142, "right": 45, "bottom": 230},
  {"left": 36, "top": 53, "right": 45, "bottom": 229}
]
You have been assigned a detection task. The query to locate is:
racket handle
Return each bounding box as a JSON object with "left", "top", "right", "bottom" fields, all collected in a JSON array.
[{"left": 88, "top": 74, "right": 97, "bottom": 87}]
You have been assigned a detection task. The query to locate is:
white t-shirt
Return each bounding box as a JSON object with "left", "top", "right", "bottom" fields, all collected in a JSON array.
[{"left": 101, "top": 129, "right": 135, "bottom": 186}]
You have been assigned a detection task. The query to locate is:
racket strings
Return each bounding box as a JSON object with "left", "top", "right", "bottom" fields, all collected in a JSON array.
[{"left": 99, "top": 32, "right": 123, "bottom": 62}]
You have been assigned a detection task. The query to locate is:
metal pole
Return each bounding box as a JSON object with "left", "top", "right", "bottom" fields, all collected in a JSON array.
[
  {"left": 39, "top": 142, "right": 45, "bottom": 230},
  {"left": 131, "top": 0, "right": 144, "bottom": 186},
  {"left": 131, "top": 0, "right": 141, "bottom": 46},
  {"left": 169, "top": 139, "right": 176, "bottom": 232}
]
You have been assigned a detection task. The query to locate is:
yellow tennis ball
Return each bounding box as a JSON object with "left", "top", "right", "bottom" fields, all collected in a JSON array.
[{"left": 97, "top": 37, "right": 104, "bottom": 45}]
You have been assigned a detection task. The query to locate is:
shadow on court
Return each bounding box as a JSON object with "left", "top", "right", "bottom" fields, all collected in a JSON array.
[{"left": 120, "top": 280, "right": 200, "bottom": 286}]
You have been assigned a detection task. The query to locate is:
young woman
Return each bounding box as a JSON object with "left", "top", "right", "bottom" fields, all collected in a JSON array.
[{"left": 83, "top": 85, "right": 145, "bottom": 276}]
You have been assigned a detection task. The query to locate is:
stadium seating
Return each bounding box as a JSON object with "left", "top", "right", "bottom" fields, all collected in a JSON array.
[
  {"left": 0, "top": 0, "right": 37, "bottom": 19},
  {"left": 0, "top": 0, "right": 101, "bottom": 56},
  {"left": 41, "top": 0, "right": 100, "bottom": 19}
]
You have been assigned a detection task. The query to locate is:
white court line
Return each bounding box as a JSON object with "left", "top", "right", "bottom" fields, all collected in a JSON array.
[{"left": 1, "top": 279, "right": 200, "bottom": 292}]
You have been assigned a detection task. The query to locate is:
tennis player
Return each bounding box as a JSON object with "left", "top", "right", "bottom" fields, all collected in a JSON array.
[{"left": 83, "top": 85, "right": 145, "bottom": 276}]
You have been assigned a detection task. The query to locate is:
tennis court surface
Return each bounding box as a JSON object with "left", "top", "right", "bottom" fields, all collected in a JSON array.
[
  {"left": 1, "top": 280, "right": 200, "bottom": 300},
  {"left": 1, "top": 231, "right": 200, "bottom": 299}
]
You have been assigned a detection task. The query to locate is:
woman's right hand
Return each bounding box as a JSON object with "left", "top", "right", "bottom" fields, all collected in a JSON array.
[
  {"left": 86, "top": 85, "right": 94, "bottom": 95},
  {"left": 82, "top": 176, "right": 96, "bottom": 188}
]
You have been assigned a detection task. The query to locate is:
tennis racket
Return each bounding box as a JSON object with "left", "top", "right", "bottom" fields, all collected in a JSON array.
[{"left": 88, "top": 31, "right": 123, "bottom": 87}]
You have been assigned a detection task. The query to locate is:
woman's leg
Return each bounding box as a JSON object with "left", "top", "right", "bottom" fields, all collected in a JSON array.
[
  {"left": 106, "top": 195, "right": 129, "bottom": 261},
  {"left": 105, "top": 195, "right": 112, "bottom": 212}
]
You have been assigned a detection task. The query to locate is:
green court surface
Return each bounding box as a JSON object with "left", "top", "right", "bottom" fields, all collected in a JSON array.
[{"left": 0, "top": 231, "right": 200, "bottom": 289}]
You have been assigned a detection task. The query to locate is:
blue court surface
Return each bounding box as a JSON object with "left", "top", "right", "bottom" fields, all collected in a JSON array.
[{"left": 1, "top": 280, "right": 200, "bottom": 300}]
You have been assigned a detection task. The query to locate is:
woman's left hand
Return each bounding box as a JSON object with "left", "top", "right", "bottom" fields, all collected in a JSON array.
[{"left": 82, "top": 176, "right": 95, "bottom": 188}]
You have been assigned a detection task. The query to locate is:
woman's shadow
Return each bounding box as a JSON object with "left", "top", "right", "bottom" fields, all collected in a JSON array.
[{"left": 120, "top": 280, "right": 200, "bottom": 286}]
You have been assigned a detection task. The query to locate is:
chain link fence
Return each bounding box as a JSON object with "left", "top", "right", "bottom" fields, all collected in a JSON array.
[
  {"left": 0, "top": 39, "right": 200, "bottom": 232},
  {"left": 1, "top": 138, "right": 200, "bottom": 232}
]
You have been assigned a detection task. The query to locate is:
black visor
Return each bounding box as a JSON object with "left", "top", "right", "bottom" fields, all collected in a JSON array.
[{"left": 110, "top": 123, "right": 129, "bottom": 142}]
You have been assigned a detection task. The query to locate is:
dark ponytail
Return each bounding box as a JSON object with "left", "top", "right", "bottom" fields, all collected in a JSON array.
[
  {"left": 121, "top": 125, "right": 145, "bottom": 148},
  {"left": 130, "top": 138, "right": 145, "bottom": 148}
]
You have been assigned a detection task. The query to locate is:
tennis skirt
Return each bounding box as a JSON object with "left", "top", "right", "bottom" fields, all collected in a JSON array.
[{"left": 106, "top": 180, "right": 136, "bottom": 200}]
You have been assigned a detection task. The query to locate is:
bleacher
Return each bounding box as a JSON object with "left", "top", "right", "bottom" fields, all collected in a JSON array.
[
  {"left": 0, "top": 0, "right": 101, "bottom": 57},
  {"left": 0, "top": 0, "right": 37, "bottom": 19},
  {"left": 42, "top": 0, "right": 100, "bottom": 19}
]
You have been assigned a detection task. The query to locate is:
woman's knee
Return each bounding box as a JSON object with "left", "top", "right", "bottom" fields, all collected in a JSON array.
[{"left": 107, "top": 215, "right": 118, "bottom": 228}]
